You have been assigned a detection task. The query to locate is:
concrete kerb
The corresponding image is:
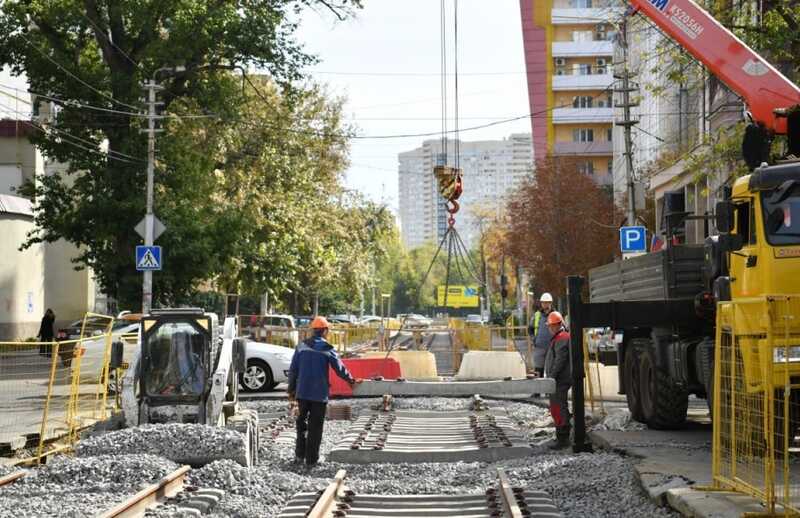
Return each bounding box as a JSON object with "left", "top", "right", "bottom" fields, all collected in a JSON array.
[{"left": 589, "top": 429, "right": 770, "bottom": 518}]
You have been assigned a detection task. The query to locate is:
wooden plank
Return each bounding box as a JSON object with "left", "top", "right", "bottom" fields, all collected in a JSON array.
[
  {"left": 497, "top": 468, "right": 523, "bottom": 518},
  {"left": 0, "top": 470, "right": 26, "bottom": 487},
  {"left": 307, "top": 469, "right": 346, "bottom": 518},
  {"left": 97, "top": 465, "right": 190, "bottom": 518}
]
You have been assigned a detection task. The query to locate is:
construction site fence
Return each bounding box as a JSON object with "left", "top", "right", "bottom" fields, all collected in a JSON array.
[
  {"left": 712, "top": 295, "right": 800, "bottom": 515},
  {"left": 0, "top": 312, "right": 116, "bottom": 465}
]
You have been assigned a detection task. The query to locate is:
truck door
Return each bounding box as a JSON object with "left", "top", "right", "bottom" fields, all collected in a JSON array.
[{"left": 730, "top": 198, "right": 761, "bottom": 298}]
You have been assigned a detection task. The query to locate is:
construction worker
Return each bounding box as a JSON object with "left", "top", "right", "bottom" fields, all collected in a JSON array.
[
  {"left": 544, "top": 311, "right": 572, "bottom": 450},
  {"left": 529, "top": 293, "right": 555, "bottom": 378},
  {"left": 288, "top": 316, "right": 361, "bottom": 468}
]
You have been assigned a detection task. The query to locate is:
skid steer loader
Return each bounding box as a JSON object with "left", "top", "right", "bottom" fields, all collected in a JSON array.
[{"left": 119, "top": 308, "right": 260, "bottom": 466}]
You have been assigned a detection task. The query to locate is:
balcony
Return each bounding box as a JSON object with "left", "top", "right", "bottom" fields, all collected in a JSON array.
[
  {"left": 551, "top": 8, "right": 623, "bottom": 24},
  {"left": 553, "top": 141, "right": 612, "bottom": 156},
  {"left": 552, "top": 73, "right": 614, "bottom": 91},
  {"left": 552, "top": 107, "right": 614, "bottom": 124},
  {"left": 552, "top": 40, "right": 613, "bottom": 58}
]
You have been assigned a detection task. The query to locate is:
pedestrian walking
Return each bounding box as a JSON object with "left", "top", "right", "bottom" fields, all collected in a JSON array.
[
  {"left": 37, "top": 308, "right": 55, "bottom": 357},
  {"left": 528, "top": 293, "right": 555, "bottom": 378},
  {"left": 287, "top": 316, "right": 361, "bottom": 468},
  {"left": 544, "top": 311, "right": 572, "bottom": 450}
]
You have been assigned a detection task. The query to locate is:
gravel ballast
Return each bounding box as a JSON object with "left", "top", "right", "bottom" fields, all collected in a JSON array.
[
  {"left": 7, "top": 397, "right": 679, "bottom": 518},
  {"left": 0, "top": 454, "right": 178, "bottom": 518},
  {"left": 76, "top": 423, "right": 249, "bottom": 466}
]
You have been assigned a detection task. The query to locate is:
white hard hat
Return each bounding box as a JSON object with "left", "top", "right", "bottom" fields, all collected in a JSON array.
[{"left": 540, "top": 292, "right": 553, "bottom": 302}]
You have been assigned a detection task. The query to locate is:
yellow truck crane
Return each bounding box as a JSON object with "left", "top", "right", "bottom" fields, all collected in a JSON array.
[{"left": 564, "top": 0, "right": 800, "bottom": 453}]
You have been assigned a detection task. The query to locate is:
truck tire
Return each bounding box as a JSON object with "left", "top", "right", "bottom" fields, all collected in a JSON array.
[
  {"left": 697, "top": 340, "right": 714, "bottom": 416},
  {"left": 624, "top": 340, "right": 645, "bottom": 422},
  {"left": 639, "top": 346, "right": 688, "bottom": 429}
]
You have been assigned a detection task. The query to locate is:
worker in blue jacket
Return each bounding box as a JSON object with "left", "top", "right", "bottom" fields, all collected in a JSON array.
[{"left": 288, "top": 316, "right": 361, "bottom": 468}]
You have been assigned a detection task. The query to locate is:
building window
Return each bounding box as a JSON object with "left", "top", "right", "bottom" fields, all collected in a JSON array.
[
  {"left": 597, "top": 95, "right": 613, "bottom": 108},
  {"left": 574, "top": 63, "right": 593, "bottom": 75},
  {"left": 573, "top": 96, "right": 594, "bottom": 108},
  {"left": 578, "top": 161, "right": 595, "bottom": 175},
  {"left": 607, "top": 128, "right": 613, "bottom": 141},
  {"left": 607, "top": 159, "right": 613, "bottom": 175},
  {"left": 571, "top": 0, "right": 593, "bottom": 7},
  {"left": 573, "top": 128, "right": 594, "bottom": 142}
]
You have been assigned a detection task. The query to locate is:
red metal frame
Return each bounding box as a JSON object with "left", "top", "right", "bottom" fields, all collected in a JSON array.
[{"left": 630, "top": 0, "right": 800, "bottom": 134}]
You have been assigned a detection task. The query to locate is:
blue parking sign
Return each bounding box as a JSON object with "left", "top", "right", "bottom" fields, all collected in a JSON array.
[{"left": 619, "top": 226, "right": 647, "bottom": 253}]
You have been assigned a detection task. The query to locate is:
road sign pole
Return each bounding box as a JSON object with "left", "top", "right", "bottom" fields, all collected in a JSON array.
[{"left": 142, "top": 80, "right": 158, "bottom": 314}]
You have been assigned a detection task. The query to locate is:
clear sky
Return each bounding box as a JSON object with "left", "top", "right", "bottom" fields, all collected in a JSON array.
[{"left": 298, "top": 0, "right": 532, "bottom": 210}]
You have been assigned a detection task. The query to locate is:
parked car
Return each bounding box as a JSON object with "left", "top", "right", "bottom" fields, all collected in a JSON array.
[
  {"left": 464, "top": 314, "right": 486, "bottom": 325},
  {"left": 247, "top": 314, "right": 299, "bottom": 347},
  {"left": 239, "top": 340, "right": 294, "bottom": 392},
  {"left": 294, "top": 315, "right": 314, "bottom": 328},
  {"left": 56, "top": 315, "right": 136, "bottom": 368},
  {"left": 328, "top": 314, "right": 357, "bottom": 325},
  {"left": 400, "top": 313, "right": 432, "bottom": 328}
]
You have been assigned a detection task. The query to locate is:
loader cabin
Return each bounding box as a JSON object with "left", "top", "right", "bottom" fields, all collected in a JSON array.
[{"left": 140, "top": 309, "right": 215, "bottom": 402}]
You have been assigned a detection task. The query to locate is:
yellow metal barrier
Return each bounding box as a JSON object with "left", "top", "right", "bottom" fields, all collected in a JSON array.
[
  {"left": 0, "top": 312, "right": 117, "bottom": 464},
  {"left": 713, "top": 295, "right": 800, "bottom": 514}
]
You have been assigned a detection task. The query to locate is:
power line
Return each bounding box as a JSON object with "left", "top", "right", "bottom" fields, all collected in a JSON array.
[{"left": 18, "top": 32, "right": 142, "bottom": 112}]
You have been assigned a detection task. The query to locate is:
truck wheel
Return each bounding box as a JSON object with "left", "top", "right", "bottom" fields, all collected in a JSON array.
[
  {"left": 624, "top": 341, "right": 645, "bottom": 422},
  {"left": 639, "top": 346, "right": 688, "bottom": 429}
]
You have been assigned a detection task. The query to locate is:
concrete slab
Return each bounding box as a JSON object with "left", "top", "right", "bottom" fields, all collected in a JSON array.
[
  {"left": 454, "top": 351, "right": 526, "bottom": 380},
  {"left": 589, "top": 424, "right": 774, "bottom": 517},
  {"left": 329, "top": 410, "right": 534, "bottom": 464},
  {"left": 352, "top": 378, "right": 555, "bottom": 397}
]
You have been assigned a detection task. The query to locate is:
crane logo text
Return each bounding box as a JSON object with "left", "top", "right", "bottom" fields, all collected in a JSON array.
[{"left": 648, "top": 0, "right": 669, "bottom": 11}]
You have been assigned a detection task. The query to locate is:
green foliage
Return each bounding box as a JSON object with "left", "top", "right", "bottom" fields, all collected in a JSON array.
[{"left": 0, "top": 0, "right": 362, "bottom": 309}]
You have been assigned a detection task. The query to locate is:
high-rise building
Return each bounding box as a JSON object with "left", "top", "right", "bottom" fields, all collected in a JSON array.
[
  {"left": 519, "top": 0, "right": 621, "bottom": 185},
  {"left": 398, "top": 134, "right": 533, "bottom": 250}
]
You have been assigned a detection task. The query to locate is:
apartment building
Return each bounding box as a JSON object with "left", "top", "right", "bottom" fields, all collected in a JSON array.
[
  {"left": 398, "top": 134, "right": 533, "bottom": 250},
  {"left": 520, "top": 0, "right": 621, "bottom": 185}
]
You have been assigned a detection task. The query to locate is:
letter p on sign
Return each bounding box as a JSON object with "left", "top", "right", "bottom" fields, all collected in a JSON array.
[{"left": 620, "top": 226, "right": 647, "bottom": 253}]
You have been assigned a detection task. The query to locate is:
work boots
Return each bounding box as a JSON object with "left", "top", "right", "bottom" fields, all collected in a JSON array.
[{"left": 547, "top": 428, "right": 571, "bottom": 450}]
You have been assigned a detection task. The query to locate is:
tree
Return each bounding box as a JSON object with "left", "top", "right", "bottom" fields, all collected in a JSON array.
[
  {"left": 504, "top": 157, "right": 621, "bottom": 298},
  {"left": 0, "top": 0, "right": 362, "bottom": 308}
]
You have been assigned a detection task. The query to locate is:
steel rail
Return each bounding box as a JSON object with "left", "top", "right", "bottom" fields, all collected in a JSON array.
[
  {"left": 307, "top": 469, "right": 347, "bottom": 518},
  {"left": 97, "top": 465, "right": 190, "bottom": 518},
  {"left": 0, "top": 470, "right": 26, "bottom": 487}
]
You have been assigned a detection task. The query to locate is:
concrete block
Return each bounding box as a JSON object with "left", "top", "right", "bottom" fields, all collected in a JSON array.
[
  {"left": 360, "top": 351, "right": 439, "bottom": 380},
  {"left": 175, "top": 507, "right": 203, "bottom": 517},
  {"left": 454, "top": 351, "right": 526, "bottom": 380},
  {"left": 352, "top": 377, "right": 555, "bottom": 397},
  {"left": 665, "top": 487, "right": 769, "bottom": 518}
]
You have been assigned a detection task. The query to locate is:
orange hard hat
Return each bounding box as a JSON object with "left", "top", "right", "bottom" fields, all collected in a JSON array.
[
  {"left": 546, "top": 311, "right": 564, "bottom": 326},
  {"left": 310, "top": 316, "right": 330, "bottom": 330}
]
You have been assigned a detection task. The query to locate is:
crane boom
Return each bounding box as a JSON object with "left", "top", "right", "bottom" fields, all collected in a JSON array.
[{"left": 630, "top": 0, "right": 800, "bottom": 135}]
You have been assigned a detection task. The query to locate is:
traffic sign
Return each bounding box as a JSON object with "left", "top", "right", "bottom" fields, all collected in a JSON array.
[
  {"left": 134, "top": 214, "right": 166, "bottom": 241},
  {"left": 619, "top": 226, "right": 647, "bottom": 253},
  {"left": 136, "top": 246, "right": 162, "bottom": 271}
]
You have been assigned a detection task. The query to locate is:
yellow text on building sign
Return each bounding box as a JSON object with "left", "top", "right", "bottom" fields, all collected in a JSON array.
[{"left": 437, "top": 285, "right": 479, "bottom": 308}]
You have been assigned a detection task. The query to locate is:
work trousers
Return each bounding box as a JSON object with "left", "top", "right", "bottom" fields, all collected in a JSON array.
[
  {"left": 295, "top": 399, "right": 327, "bottom": 465},
  {"left": 549, "top": 385, "right": 572, "bottom": 441}
]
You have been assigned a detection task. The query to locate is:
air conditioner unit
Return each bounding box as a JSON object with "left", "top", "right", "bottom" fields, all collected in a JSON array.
[
  {"left": 555, "top": 58, "right": 566, "bottom": 66},
  {"left": 596, "top": 58, "right": 607, "bottom": 66}
]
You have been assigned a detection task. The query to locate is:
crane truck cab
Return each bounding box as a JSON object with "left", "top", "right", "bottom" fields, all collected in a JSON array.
[{"left": 120, "top": 308, "right": 259, "bottom": 466}]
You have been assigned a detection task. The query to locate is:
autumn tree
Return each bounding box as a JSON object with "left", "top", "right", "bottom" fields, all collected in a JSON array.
[{"left": 505, "top": 157, "right": 621, "bottom": 299}]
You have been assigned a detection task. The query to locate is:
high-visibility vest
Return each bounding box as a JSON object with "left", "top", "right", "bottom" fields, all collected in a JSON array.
[{"left": 533, "top": 311, "right": 542, "bottom": 334}]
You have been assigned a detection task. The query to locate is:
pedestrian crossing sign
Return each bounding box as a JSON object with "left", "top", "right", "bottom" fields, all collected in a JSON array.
[{"left": 136, "top": 245, "right": 162, "bottom": 271}]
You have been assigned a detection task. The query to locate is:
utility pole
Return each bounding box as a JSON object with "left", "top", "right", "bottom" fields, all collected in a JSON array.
[
  {"left": 615, "top": 19, "right": 639, "bottom": 226},
  {"left": 141, "top": 79, "right": 163, "bottom": 314}
]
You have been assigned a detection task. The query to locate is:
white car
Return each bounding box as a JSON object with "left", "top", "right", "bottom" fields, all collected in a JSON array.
[
  {"left": 246, "top": 314, "right": 299, "bottom": 347},
  {"left": 239, "top": 340, "right": 294, "bottom": 392},
  {"left": 75, "top": 320, "right": 141, "bottom": 382}
]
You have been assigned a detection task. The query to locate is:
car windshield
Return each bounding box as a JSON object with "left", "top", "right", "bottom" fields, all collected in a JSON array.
[
  {"left": 144, "top": 322, "right": 206, "bottom": 397},
  {"left": 762, "top": 186, "right": 800, "bottom": 245}
]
